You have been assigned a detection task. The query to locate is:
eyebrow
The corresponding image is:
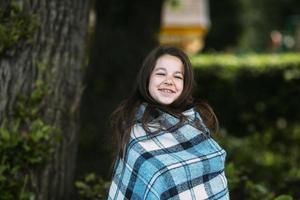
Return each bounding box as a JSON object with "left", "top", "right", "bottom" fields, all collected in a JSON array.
[{"left": 154, "top": 67, "right": 183, "bottom": 74}]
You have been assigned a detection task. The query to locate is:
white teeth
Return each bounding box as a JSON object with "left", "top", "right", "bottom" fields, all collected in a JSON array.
[{"left": 160, "top": 89, "right": 173, "bottom": 93}]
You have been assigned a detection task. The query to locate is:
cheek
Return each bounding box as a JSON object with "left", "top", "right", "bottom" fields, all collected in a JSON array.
[
  {"left": 176, "top": 81, "right": 184, "bottom": 92},
  {"left": 148, "top": 78, "right": 157, "bottom": 94},
  {"left": 149, "top": 76, "right": 161, "bottom": 88}
]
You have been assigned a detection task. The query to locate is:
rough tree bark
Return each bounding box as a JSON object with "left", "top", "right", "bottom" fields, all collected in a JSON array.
[{"left": 0, "top": 0, "right": 90, "bottom": 199}]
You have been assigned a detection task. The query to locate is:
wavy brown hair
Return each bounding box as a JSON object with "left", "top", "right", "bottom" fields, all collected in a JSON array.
[{"left": 110, "top": 46, "right": 219, "bottom": 160}]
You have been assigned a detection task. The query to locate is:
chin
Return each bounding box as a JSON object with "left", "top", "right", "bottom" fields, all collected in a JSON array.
[{"left": 158, "top": 99, "right": 175, "bottom": 105}]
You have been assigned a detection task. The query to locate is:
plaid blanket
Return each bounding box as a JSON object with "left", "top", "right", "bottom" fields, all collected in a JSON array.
[{"left": 108, "top": 103, "right": 229, "bottom": 199}]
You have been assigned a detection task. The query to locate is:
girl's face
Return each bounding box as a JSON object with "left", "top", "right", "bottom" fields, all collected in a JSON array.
[{"left": 148, "top": 54, "right": 184, "bottom": 105}]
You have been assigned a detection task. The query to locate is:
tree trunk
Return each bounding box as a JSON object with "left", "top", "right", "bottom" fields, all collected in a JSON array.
[
  {"left": 0, "top": 0, "right": 90, "bottom": 199},
  {"left": 79, "top": 0, "right": 163, "bottom": 178}
]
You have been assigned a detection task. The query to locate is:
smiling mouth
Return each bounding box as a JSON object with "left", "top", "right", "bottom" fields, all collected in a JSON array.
[{"left": 158, "top": 88, "right": 175, "bottom": 93}]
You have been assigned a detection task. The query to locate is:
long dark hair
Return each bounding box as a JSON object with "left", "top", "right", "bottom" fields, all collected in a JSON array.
[{"left": 110, "top": 46, "right": 219, "bottom": 160}]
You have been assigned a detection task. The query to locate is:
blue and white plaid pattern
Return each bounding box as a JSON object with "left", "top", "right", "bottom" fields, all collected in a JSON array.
[{"left": 108, "top": 104, "right": 229, "bottom": 199}]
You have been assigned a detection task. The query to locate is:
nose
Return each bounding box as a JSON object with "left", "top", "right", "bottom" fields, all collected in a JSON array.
[{"left": 163, "top": 77, "right": 173, "bottom": 85}]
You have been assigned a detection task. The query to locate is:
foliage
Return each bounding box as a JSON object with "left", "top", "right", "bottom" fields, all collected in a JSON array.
[
  {"left": 191, "top": 53, "right": 300, "bottom": 69},
  {"left": 0, "top": 119, "right": 55, "bottom": 200},
  {"left": 75, "top": 173, "right": 110, "bottom": 200},
  {"left": 219, "top": 128, "right": 298, "bottom": 199},
  {"left": 0, "top": 1, "right": 39, "bottom": 55},
  {"left": 191, "top": 53, "right": 300, "bottom": 136},
  {"left": 192, "top": 53, "right": 300, "bottom": 199},
  {"left": 0, "top": 69, "right": 59, "bottom": 199}
]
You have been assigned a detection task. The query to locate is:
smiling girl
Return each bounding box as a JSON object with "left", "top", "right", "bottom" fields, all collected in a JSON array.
[{"left": 107, "top": 46, "right": 229, "bottom": 199}]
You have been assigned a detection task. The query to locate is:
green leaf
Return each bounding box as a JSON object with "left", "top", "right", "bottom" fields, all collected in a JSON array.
[
  {"left": 75, "top": 181, "right": 88, "bottom": 189},
  {"left": 0, "top": 128, "right": 10, "bottom": 141},
  {"left": 274, "top": 194, "right": 294, "bottom": 200},
  {"left": 85, "top": 173, "right": 96, "bottom": 182}
]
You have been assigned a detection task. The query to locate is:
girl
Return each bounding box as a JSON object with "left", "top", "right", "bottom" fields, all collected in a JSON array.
[{"left": 107, "top": 46, "right": 229, "bottom": 199}]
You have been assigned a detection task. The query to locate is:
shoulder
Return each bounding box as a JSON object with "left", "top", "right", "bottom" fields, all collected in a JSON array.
[{"left": 130, "top": 123, "right": 147, "bottom": 139}]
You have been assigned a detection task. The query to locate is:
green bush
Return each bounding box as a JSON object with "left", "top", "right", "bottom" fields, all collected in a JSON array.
[
  {"left": 0, "top": 1, "right": 39, "bottom": 55},
  {"left": 192, "top": 53, "right": 300, "bottom": 199},
  {"left": 192, "top": 53, "right": 300, "bottom": 137},
  {"left": 0, "top": 119, "right": 55, "bottom": 200},
  {"left": 0, "top": 75, "right": 58, "bottom": 199},
  {"left": 75, "top": 173, "right": 110, "bottom": 200}
]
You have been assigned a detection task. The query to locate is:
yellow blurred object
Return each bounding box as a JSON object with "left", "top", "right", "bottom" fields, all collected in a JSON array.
[{"left": 160, "top": 0, "right": 210, "bottom": 54}]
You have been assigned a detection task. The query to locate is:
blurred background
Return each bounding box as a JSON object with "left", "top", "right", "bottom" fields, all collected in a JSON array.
[
  {"left": 79, "top": 0, "right": 300, "bottom": 199},
  {"left": 0, "top": 0, "right": 299, "bottom": 199}
]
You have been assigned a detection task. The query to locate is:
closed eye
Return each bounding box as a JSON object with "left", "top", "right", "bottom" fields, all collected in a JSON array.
[
  {"left": 156, "top": 73, "right": 165, "bottom": 76},
  {"left": 175, "top": 76, "right": 183, "bottom": 79}
]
